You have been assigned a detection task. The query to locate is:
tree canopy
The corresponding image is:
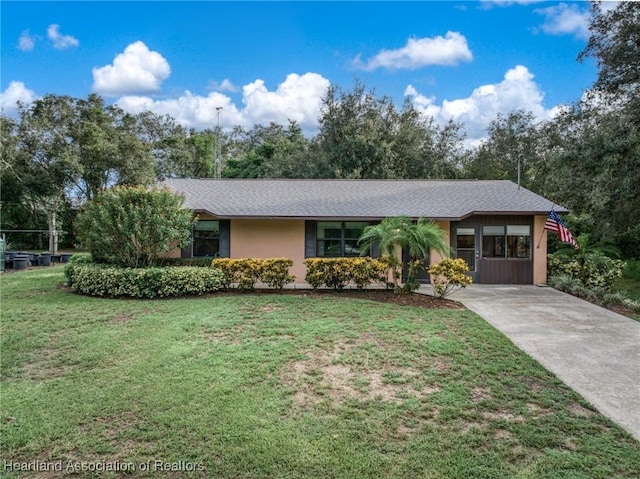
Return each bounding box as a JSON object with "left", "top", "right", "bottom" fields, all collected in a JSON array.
[{"left": 2, "top": 3, "right": 638, "bottom": 257}]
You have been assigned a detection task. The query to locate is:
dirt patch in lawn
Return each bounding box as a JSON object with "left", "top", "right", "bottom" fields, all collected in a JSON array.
[
  {"left": 20, "top": 329, "right": 75, "bottom": 380},
  {"left": 282, "top": 338, "right": 440, "bottom": 408}
]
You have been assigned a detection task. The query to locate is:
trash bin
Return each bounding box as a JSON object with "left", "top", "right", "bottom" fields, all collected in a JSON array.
[
  {"left": 61, "top": 253, "right": 73, "bottom": 263},
  {"left": 13, "top": 254, "right": 29, "bottom": 271},
  {"left": 5, "top": 251, "right": 15, "bottom": 269},
  {"left": 38, "top": 253, "right": 52, "bottom": 267}
]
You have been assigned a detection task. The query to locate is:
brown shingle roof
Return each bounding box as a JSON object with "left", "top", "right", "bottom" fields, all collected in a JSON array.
[{"left": 162, "top": 178, "right": 567, "bottom": 220}]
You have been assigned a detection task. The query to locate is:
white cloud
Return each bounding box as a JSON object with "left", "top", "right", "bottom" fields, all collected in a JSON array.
[
  {"left": 354, "top": 32, "right": 473, "bottom": 71},
  {"left": 481, "top": 0, "right": 545, "bottom": 7},
  {"left": 405, "top": 65, "right": 559, "bottom": 146},
  {"left": 18, "top": 30, "right": 36, "bottom": 51},
  {"left": 116, "top": 72, "right": 330, "bottom": 134},
  {"left": 0, "top": 81, "right": 38, "bottom": 115},
  {"left": 47, "top": 24, "right": 79, "bottom": 49},
  {"left": 208, "top": 78, "right": 238, "bottom": 93},
  {"left": 92, "top": 41, "right": 171, "bottom": 97},
  {"left": 241, "top": 73, "right": 330, "bottom": 127},
  {"left": 116, "top": 91, "right": 244, "bottom": 130},
  {"left": 534, "top": 2, "right": 590, "bottom": 39}
]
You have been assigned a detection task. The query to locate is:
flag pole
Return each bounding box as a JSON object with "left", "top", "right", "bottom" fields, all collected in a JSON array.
[{"left": 536, "top": 205, "right": 554, "bottom": 249}]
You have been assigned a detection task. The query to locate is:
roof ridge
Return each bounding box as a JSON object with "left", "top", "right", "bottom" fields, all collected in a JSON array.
[{"left": 165, "top": 178, "right": 506, "bottom": 182}]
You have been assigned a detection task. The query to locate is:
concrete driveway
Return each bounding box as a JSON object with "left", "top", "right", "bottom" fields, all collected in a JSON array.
[{"left": 420, "top": 284, "right": 640, "bottom": 441}]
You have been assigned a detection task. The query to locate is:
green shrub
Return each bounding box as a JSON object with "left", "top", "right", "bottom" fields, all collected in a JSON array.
[
  {"left": 211, "top": 258, "right": 295, "bottom": 290},
  {"left": 67, "top": 263, "right": 225, "bottom": 298},
  {"left": 602, "top": 291, "right": 631, "bottom": 306},
  {"left": 428, "top": 258, "right": 473, "bottom": 299},
  {"left": 64, "top": 253, "right": 93, "bottom": 286},
  {"left": 75, "top": 186, "right": 196, "bottom": 268},
  {"left": 260, "top": 259, "right": 296, "bottom": 289},
  {"left": 621, "top": 298, "right": 640, "bottom": 312},
  {"left": 68, "top": 253, "right": 93, "bottom": 264},
  {"left": 548, "top": 253, "right": 626, "bottom": 291},
  {"left": 547, "top": 274, "right": 584, "bottom": 293},
  {"left": 303, "top": 258, "right": 389, "bottom": 291}
]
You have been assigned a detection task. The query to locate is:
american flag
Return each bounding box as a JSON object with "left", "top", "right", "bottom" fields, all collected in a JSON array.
[{"left": 545, "top": 210, "right": 578, "bottom": 249}]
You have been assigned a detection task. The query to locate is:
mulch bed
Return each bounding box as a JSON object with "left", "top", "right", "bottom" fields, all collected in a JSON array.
[{"left": 217, "top": 288, "right": 465, "bottom": 310}]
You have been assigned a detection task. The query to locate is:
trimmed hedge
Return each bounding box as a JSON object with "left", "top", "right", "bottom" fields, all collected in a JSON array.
[
  {"left": 211, "top": 258, "right": 295, "bottom": 290},
  {"left": 64, "top": 253, "right": 93, "bottom": 287},
  {"left": 304, "top": 257, "right": 389, "bottom": 290},
  {"left": 65, "top": 263, "right": 225, "bottom": 298}
]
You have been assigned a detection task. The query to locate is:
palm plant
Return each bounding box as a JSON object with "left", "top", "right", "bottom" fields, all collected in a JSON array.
[
  {"left": 358, "top": 216, "right": 449, "bottom": 293},
  {"left": 403, "top": 217, "right": 450, "bottom": 291}
]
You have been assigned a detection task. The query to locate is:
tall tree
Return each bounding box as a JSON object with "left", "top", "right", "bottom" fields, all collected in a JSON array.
[
  {"left": 544, "top": 102, "right": 640, "bottom": 256},
  {"left": 223, "top": 121, "right": 310, "bottom": 178},
  {"left": 545, "top": 1, "right": 640, "bottom": 257},
  {"left": 579, "top": 1, "right": 640, "bottom": 106},
  {"left": 464, "top": 110, "right": 542, "bottom": 190},
  {"left": 317, "top": 81, "right": 465, "bottom": 179},
  {"left": 5, "top": 94, "right": 162, "bottom": 251},
  {"left": 71, "top": 95, "right": 156, "bottom": 200},
  {"left": 317, "top": 81, "right": 397, "bottom": 178},
  {"left": 12, "top": 95, "right": 80, "bottom": 252}
]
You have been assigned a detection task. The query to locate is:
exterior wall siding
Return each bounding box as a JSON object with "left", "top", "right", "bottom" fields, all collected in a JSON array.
[
  {"left": 169, "top": 214, "right": 546, "bottom": 285},
  {"left": 532, "top": 215, "right": 548, "bottom": 284},
  {"left": 230, "top": 219, "right": 306, "bottom": 281},
  {"left": 430, "top": 220, "right": 450, "bottom": 267}
]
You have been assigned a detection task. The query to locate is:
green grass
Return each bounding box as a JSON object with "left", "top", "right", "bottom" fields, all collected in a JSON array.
[
  {"left": 614, "top": 277, "right": 640, "bottom": 302},
  {"left": 1, "top": 268, "right": 638, "bottom": 478},
  {"left": 613, "top": 276, "right": 640, "bottom": 320}
]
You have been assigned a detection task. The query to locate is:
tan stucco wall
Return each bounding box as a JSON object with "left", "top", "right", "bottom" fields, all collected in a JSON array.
[
  {"left": 430, "top": 220, "right": 451, "bottom": 266},
  {"left": 533, "top": 215, "right": 548, "bottom": 284},
  {"left": 427, "top": 220, "right": 451, "bottom": 283},
  {"left": 230, "top": 219, "right": 306, "bottom": 281}
]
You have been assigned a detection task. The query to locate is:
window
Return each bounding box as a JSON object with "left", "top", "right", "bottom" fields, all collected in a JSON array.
[
  {"left": 506, "top": 225, "right": 531, "bottom": 259},
  {"left": 317, "top": 221, "right": 368, "bottom": 257},
  {"left": 482, "top": 226, "right": 506, "bottom": 258},
  {"left": 456, "top": 227, "right": 476, "bottom": 271},
  {"left": 482, "top": 225, "right": 530, "bottom": 259},
  {"left": 193, "top": 220, "right": 220, "bottom": 257}
]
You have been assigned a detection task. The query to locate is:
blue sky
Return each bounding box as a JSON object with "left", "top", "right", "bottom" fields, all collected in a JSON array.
[{"left": 1, "top": 1, "right": 603, "bottom": 144}]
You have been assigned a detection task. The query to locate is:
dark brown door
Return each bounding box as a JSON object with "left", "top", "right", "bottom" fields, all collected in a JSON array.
[{"left": 454, "top": 226, "right": 479, "bottom": 283}]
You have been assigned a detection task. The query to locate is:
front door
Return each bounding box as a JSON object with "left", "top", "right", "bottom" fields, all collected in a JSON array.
[{"left": 454, "top": 226, "right": 479, "bottom": 283}]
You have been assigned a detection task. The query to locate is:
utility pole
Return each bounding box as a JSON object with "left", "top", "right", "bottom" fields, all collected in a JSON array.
[
  {"left": 215, "top": 107, "right": 223, "bottom": 179},
  {"left": 517, "top": 154, "right": 522, "bottom": 190}
]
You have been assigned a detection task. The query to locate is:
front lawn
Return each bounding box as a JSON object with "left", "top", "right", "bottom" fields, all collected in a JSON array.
[{"left": 1, "top": 268, "right": 638, "bottom": 478}]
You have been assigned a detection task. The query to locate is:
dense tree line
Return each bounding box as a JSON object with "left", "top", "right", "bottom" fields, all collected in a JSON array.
[{"left": 2, "top": 2, "right": 637, "bottom": 256}]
